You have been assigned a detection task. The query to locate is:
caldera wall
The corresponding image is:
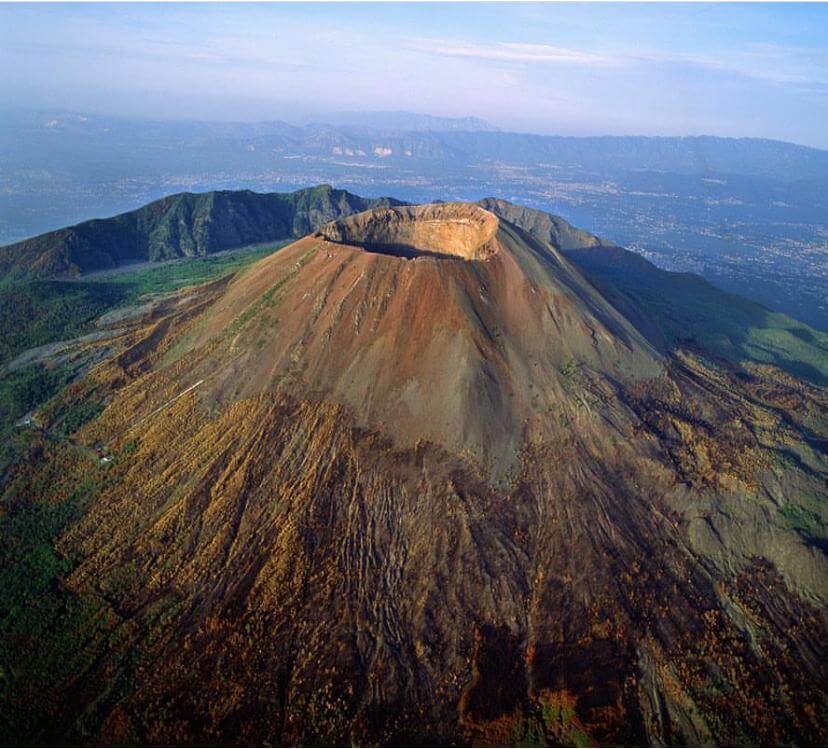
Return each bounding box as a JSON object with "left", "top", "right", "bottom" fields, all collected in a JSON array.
[{"left": 318, "top": 203, "right": 499, "bottom": 260}]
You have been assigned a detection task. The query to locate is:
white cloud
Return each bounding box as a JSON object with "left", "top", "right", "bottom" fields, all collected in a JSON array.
[
  {"left": 640, "top": 47, "right": 827, "bottom": 87},
  {"left": 409, "top": 39, "right": 620, "bottom": 68},
  {"left": 409, "top": 34, "right": 828, "bottom": 90}
]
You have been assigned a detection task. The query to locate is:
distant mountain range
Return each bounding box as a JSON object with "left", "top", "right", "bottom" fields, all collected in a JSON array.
[
  {"left": 312, "top": 111, "right": 499, "bottom": 132},
  {"left": 3, "top": 110, "right": 827, "bottom": 182}
]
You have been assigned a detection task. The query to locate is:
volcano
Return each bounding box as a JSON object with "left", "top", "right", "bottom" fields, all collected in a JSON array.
[
  {"left": 4, "top": 201, "right": 826, "bottom": 746},
  {"left": 172, "top": 202, "right": 663, "bottom": 482}
]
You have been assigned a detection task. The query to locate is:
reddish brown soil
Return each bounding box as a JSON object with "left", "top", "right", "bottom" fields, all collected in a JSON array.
[{"left": 7, "top": 202, "right": 826, "bottom": 746}]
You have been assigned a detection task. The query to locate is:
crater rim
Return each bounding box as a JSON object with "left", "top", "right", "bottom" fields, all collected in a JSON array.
[{"left": 317, "top": 203, "right": 500, "bottom": 261}]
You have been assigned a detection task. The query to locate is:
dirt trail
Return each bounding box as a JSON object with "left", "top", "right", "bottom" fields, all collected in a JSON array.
[{"left": 137, "top": 379, "right": 205, "bottom": 425}]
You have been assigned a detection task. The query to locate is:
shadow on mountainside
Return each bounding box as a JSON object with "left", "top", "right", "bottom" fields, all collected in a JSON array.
[{"left": 564, "top": 245, "right": 828, "bottom": 387}]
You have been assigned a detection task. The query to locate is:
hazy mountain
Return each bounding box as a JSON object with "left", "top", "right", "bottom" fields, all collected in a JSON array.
[
  {"left": 315, "top": 110, "right": 499, "bottom": 132},
  {"left": 2, "top": 197, "right": 825, "bottom": 745},
  {"left": 4, "top": 110, "right": 827, "bottom": 181}
]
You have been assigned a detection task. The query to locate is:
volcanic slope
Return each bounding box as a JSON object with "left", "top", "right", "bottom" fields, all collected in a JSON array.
[
  {"left": 174, "top": 203, "right": 663, "bottom": 479},
  {"left": 479, "top": 197, "right": 828, "bottom": 385},
  {"left": 3, "top": 202, "right": 827, "bottom": 746}
]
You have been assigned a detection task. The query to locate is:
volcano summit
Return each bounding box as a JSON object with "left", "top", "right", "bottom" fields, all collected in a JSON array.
[
  {"left": 181, "top": 202, "right": 662, "bottom": 481},
  {"left": 2, "top": 197, "right": 826, "bottom": 746},
  {"left": 317, "top": 203, "right": 499, "bottom": 259}
]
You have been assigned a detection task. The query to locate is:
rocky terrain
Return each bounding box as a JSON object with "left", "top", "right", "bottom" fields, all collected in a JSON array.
[{"left": 1, "top": 200, "right": 826, "bottom": 745}]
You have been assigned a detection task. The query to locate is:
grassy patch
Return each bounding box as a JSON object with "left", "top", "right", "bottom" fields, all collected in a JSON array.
[
  {"left": 0, "top": 242, "right": 288, "bottom": 369},
  {"left": 94, "top": 241, "right": 287, "bottom": 298},
  {"left": 780, "top": 501, "right": 827, "bottom": 552}
]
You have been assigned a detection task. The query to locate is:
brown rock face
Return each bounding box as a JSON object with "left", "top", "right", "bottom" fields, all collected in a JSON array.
[
  {"left": 318, "top": 203, "right": 499, "bottom": 260},
  {"left": 6, "top": 202, "right": 826, "bottom": 746}
]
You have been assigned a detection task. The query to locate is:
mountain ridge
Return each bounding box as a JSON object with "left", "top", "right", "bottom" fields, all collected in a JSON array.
[
  {"left": 5, "top": 110, "right": 828, "bottom": 182},
  {"left": 310, "top": 110, "right": 500, "bottom": 132},
  {"left": 0, "top": 185, "right": 402, "bottom": 277}
]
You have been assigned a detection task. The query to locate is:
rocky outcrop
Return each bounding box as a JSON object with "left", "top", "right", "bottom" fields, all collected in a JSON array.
[{"left": 318, "top": 203, "right": 499, "bottom": 260}]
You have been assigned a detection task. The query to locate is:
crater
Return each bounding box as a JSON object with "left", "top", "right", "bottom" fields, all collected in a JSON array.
[{"left": 318, "top": 203, "right": 499, "bottom": 260}]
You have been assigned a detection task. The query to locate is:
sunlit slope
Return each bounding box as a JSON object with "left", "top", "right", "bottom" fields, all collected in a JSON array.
[{"left": 157, "top": 203, "right": 662, "bottom": 478}]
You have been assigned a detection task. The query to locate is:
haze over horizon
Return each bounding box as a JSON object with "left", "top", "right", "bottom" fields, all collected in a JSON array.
[{"left": 2, "top": 2, "right": 827, "bottom": 149}]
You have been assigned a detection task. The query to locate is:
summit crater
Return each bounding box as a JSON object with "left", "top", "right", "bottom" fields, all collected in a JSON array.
[{"left": 317, "top": 203, "right": 500, "bottom": 260}]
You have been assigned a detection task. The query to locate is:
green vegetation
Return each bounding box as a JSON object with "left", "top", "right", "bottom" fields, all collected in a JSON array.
[
  {"left": 0, "top": 363, "right": 74, "bottom": 467},
  {"left": 523, "top": 693, "right": 593, "bottom": 747},
  {"left": 510, "top": 717, "right": 546, "bottom": 747},
  {"left": 90, "top": 241, "right": 285, "bottom": 298},
  {"left": 0, "top": 243, "right": 286, "bottom": 369},
  {"left": 541, "top": 696, "right": 575, "bottom": 727},
  {"left": 559, "top": 358, "right": 579, "bottom": 378},
  {"left": 0, "top": 275, "right": 124, "bottom": 367},
  {"left": 780, "top": 500, "right": 827, "bottom": 552},
  {"left": 0, "top": 432, "right": 170, "bottom": 744},
  {"left": 53, "top": 397, "right": 106, "bottom": 437},
  {"left": 0, "top": 184, "right": 396, "bottom": 277},
  {"left": 0, "top": 363, "right": 73, "bottom": 427},
  {"left": 0, "top": 243, "right": 287, "bottom": 448},
  {"left": 0, "top": 454, "right": 106, "bottom": 742}
]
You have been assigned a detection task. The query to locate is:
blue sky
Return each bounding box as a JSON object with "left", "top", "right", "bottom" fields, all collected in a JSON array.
[{"left": 2, "top": 2, "right": 827, "bottom": 147}]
